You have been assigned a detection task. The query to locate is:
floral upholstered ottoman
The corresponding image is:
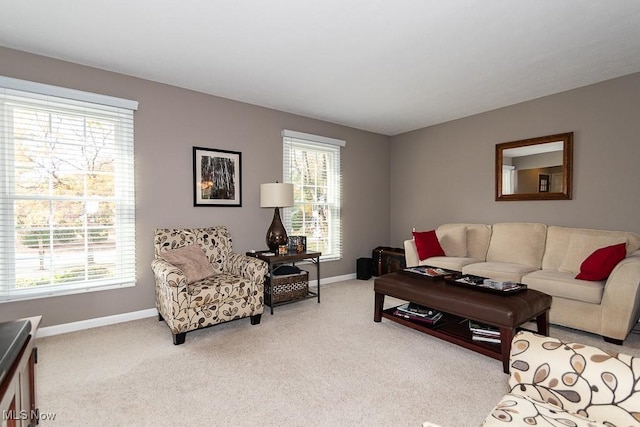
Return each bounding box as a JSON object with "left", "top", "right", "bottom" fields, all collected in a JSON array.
[{"left": 482, "top": 331, "right": 640, "bottom": 426}]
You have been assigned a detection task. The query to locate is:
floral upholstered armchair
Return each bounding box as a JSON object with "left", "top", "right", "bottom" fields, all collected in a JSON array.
[
  {"left": 151, "top": 227, "right": 268, "bottom": 345},
  {"left": 483, "top": 330, "right": 640, "bottom": 426}
]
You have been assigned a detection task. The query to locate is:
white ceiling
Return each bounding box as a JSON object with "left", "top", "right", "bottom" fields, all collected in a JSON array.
[{"left": 1, "top": 0, "right": 640, "bottom": 136}]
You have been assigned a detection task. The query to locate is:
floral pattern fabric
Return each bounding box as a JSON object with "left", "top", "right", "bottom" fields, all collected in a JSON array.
[
  {"left": 483, "top": 331, "right": 640, "bottom": 426},
  {"left": 151, "top": 227, "right": 267, "bottom": 338}
]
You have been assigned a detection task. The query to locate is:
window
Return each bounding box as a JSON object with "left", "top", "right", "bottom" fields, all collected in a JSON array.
[
  {"left": 282, "top": 130, "right": 344, "bottom": 261},
  {"left": 0, "top": 76, "right": 137, "bottom": 302},
  {"left": 502, "top": 165, "right": 515, "bottom": 195}
]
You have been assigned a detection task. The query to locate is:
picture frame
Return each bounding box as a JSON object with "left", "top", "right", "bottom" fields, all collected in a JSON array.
[
  {"left": 193, "top": 147, "right": 242, "bottom": 206},
  {"left": 288, "top": 235, "right": 307, "bottom": 253}
]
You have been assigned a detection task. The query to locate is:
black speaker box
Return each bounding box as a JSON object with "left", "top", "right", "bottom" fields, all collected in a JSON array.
[{"left": 356, "top": 257, "right": 373, "bottom": 280}]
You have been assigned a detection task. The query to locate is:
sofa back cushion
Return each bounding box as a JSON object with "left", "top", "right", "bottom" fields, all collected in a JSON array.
[
  {"left": 154, "top": 226, "right": 233, "bottom": 274},
  {"left": 436, "top": 223, "right": 492, "bottom": 260},
  {"left": 486, "top": 223, "right": 547, "bottom": 269},
  {"left": 434, "top": 225, "right": 466, "bottom": 257},
  {"left": 543, "top": 226, "right": 640, "bottom": 271}
]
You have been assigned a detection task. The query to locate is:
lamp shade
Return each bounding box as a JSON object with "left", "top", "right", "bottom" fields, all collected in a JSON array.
[{"left": 260, "top": 183, "right": 294, "bottom": 208}]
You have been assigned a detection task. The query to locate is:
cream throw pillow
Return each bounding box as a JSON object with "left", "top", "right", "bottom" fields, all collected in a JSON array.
[
  {"left": 436, "top": 226, "right": 467, "bottom": 257},
  {"left": 559, "top": 233, "right": 628, "bottom": 274},
  {"left": 160, "top": 244, "right": 215, "bottom": 284}
]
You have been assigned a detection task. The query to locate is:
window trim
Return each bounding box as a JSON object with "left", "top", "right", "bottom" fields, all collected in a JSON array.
[{"left": 0, "top": 76, "right": 138, "bottom": 110}]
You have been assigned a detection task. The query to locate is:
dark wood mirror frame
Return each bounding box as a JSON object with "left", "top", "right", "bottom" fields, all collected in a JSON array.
[{"left": 496, "top": 132, "right": 573, "bottom": 201}]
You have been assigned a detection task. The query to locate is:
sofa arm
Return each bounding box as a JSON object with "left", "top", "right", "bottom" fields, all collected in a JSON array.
[
  {"left": 507, "top": 331, "right": 640, "bottom": 425},
  {"left": 151, "top": 258, "right": 188, "bottom": 288},
  {"left": 226, "top": 253, "right": 268, "bottom": 288},
  {"left": 404, "top": 239, "right": 420, "bottom": 267},
  {"left": 600, "top": 253, "right": 640, "bottom": 340}
]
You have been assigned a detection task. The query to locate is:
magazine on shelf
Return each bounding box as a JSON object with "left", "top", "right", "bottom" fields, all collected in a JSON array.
[
  {"left": 471, "top": 334, "right": 501, "bottom": 344},
  {"left": 396, "top": 303, "right": 440, "bottom": 318},
  {"left": 393, "top": 309, "right": 443, "bottom": 325},
  {"left": 394, "top": 303, "right": 443, "bottom": 323},
  {"left": 471, "top": 330, "right": 501, "bottom": 341},
  {"left": 468, "top": 321, "right": 500, "bottom": 336},
  {"left": 403, "top": 265, "right": 452, "bottom": 278}
]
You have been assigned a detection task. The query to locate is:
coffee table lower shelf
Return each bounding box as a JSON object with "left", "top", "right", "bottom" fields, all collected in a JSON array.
[{"left": 381, "top": 307, "right": 507, "bottom": 363}]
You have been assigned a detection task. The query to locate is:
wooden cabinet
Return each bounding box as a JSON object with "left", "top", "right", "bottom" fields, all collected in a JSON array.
[
  {"left": 372, "top": 246, "right": 406, "bottom": 276},
  {"left": 0, "top": 316, "right": 40, "bottom": 427}
]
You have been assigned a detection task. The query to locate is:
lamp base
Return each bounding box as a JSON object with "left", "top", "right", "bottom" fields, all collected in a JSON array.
[{"left": 266, "top": 207, "right": 288, "bottom": 252}]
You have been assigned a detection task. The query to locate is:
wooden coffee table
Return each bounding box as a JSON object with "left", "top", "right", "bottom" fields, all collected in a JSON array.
[{"left": 374, "top": 271, "right": 552, "bottom": 373}]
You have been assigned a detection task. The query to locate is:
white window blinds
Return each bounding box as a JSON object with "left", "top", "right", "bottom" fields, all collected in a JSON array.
[
  {"left": 0, "top": 77, "right": 137, "bottom": 302},
  {"left": 282, "top": 130, "right": 344, "bottom": 261}
]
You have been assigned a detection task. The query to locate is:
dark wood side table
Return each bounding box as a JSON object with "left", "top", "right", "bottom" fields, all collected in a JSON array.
[{"left": 247, "top": 250, "right": 321, "bottom": 314}]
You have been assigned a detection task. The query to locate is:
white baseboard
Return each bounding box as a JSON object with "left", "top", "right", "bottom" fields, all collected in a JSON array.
[
  {"left": 322, "top": 273, "right": 356, "bottom": 284},
  {"left": 36, "top": 274, "right": 357, "bottom": 338},
  {"left": 37, "top": 308, "right": 158, "bottom": 338}
]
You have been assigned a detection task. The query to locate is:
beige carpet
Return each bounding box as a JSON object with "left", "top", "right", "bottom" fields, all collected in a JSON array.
[{"left": 36, "top": 279, "right": 640, "bottom": 427}]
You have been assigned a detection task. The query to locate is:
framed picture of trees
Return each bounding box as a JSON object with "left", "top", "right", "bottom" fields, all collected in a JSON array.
[{"left": 193, "top": 147, "right": 242, "bottom": 206}]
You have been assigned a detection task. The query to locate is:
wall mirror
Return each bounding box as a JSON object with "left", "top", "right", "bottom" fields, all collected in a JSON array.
[{"left": 496, "top": 132, "right": 573, "bottom": 201}]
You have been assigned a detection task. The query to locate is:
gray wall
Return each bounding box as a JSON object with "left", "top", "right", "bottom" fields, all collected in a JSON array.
[
  {"left": 3, "top": 45, "right": 639, "bottom": 328},
  {"left": 390, "top": 72, "right": 640, "bottom": 246},
  {"left": 0, "top": 47, "right": 391, "bottom": 327}
]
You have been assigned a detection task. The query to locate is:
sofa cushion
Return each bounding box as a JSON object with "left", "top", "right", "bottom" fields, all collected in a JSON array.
[
  {"left": 435, "top": 225, "right": 467, "bottom": 257},
  {"left": 465, "top": 224, "right": 493, "bottom": 260},
  {"left": 462, "top": 261, "right": 538, "bottom": 283},
  {"left": 522, "top": 269, "right": 604, "bottom": 304},
  {"left": 576, "top": 243, "right": 627, "bottom": 281},
  {"left": 186, "top": 272, "right": 253, "bottom": 308},
  {"left": 419, "top": 256, "right": 483, "bottom": 272},
  {"left": 160, "top": 244, "right": 215, "bottom": 284},
  {"left": 559, "top": 233, "right": 627, "bottom": 274},
  {"left": 485, "top": 223, "right": 547, "bottom": 269},
  {"left": 413, "top": 230, "right": 445, "bottom": 260}
]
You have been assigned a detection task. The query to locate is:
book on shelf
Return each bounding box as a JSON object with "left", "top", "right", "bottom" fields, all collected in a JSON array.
[
  {"left": 396, "top": 303, "right": 439, "bottom": 318},
  {"left": 468, "top": 320, "right": 500, "bottom": 336},
  {"left": 394, "top": 303, "right": 442, "bottom": 324},
  {"left": 467, "top": 320, "right": 501, "bottom": 343},
  {"left": 471, "top": 334, "right": 501, "bottom": 344},
  {"left": 471, "top": 329, "right": 500, "bottom": 338}
]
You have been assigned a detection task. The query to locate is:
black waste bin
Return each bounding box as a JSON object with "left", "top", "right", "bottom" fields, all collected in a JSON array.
[{"left": 356, "top": 257, "right": 373, "bottom": 280}]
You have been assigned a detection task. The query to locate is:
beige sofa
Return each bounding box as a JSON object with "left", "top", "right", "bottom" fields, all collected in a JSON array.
[
  {"left": 482, "top": 330, "right": 640, "bottom": 426},
  {"left": 404, "top": 223, "right": 640, "bottom": 343}
]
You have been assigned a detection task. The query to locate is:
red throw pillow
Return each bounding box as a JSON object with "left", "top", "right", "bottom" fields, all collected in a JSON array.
[
  {"left": 412, "top": 230, "right": 445, "bottom": 261},
  {"left": 575, "top": 243, "right": 626, "bottom": 281}
]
